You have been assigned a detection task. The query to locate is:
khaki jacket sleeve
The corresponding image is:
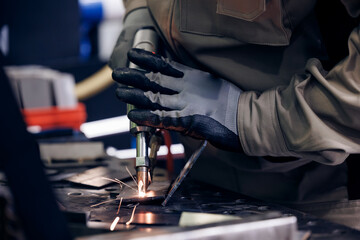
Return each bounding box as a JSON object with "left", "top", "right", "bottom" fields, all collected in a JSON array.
[
  {"left": 238, "top": 24, "right": 360, "bottom": 165},
  {"left": 123, "top": 0, "right": 147, "bottom": 17}
]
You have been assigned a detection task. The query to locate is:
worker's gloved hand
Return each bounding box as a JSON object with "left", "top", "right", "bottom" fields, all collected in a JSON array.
[
  {"left": 108, "top": 8, "right": 155, "bottom": 69},
  {"left": 113, "top": 49, "right": 243, "bottom": 151}
]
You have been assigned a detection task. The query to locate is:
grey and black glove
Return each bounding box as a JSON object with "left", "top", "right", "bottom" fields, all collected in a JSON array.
[
  {"left": 108, "top": 8, "right": 155, "bottom": 69},
  {"left": 113, "top": 49, "right": 243, "bottom": 151}
]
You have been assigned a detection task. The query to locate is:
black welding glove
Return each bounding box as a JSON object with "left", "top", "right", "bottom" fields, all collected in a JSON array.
[
  {"left": 113, "top": 49, "right": 243, "bottom": 152},
  {"left": 108, "top": 8, "right": 155, "bottom": 69}
]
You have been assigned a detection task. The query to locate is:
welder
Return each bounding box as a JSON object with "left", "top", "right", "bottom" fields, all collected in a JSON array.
[{"left": 109, "top": 0, "right": 360, "bottom": 230}]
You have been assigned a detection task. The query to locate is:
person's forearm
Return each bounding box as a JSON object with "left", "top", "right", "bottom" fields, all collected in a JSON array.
[
  {"left": 238, "top": 24, "right": 360, "bottom": 165},
  {"left": 123, "top": 0, "right": 147, "bottom": 18}
]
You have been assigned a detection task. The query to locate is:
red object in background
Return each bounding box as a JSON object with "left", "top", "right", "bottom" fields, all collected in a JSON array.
[
  {"left": 21, "top": 103, "right": 87, "bottom": 130},
  {"left": 162, "top": 130, "right": 174, "bottom": 180}
]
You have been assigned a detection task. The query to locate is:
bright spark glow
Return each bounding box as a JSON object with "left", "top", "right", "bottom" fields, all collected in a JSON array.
[
  {"left": 110, "top": 216, "right": 120, "bottom": 231},
  {"left": 126, "top": 204, "right": 139, "bottom": 225},
  {"left": 138, "top": 180, "right": 146, "bottom": 198}
]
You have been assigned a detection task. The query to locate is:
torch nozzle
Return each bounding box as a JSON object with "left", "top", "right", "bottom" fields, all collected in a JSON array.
[{"left": 136, "top": 166, "right": 149, "bottom": 196}]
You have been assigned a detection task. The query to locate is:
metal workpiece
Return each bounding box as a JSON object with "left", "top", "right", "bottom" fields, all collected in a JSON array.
[
  {"left": 112, "top": 216, "right": 299, "bottom": 240},
  {"left": 41, "top": 152, "right": 360, "bottom": 240},
  {"left": 55, "top": 171, "right": 360, "bottom": 240}
]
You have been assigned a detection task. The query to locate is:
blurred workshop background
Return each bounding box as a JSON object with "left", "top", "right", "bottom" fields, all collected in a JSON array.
[{"left": 1, "top": 0, "right": 184, "bottom": 168}]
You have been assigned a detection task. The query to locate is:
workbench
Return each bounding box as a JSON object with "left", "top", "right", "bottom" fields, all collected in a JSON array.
[{"left": 46, "top": 157, "right": 360, "bottom": 240}]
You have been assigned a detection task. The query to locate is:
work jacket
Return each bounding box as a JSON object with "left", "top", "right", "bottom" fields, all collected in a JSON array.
[{"left": 117, "top": 0, "right": 360, "bottom": 204}]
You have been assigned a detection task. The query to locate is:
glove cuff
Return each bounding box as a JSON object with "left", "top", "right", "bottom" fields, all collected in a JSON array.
[{"left": 237, "top": 90, "right": 293, "bottom": 157}]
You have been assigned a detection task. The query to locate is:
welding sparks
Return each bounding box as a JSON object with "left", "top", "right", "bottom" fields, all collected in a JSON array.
[
  {"left": 90, "top": 199, "right": 116, "bottom": 208},
  {"left": 102, "top": 177, "right": 122, "bottom": 184},
  {"left": 91, "top": 177, "right": 124, "bottom": 208},
  {"left": 126, "top": 166, "right": 138, "bottom": 186},
  {"left": 100, "top": 176, "right": 142, "bottom": 228},
  {"left": 110, "top": 216, "right": 120, "bottom": 231},
  {"left": 92, "top": 176, "right": 135, "bottom": 209},
  {"left": 102, "top": 177, "right": 138, "bottom": 192},
  {"left": 109, "top": 197, "right": 123, "bottom": 231},
  {"left": 138, "top": 180, "right": 146, "bottom": 198},
  {"left": 115, "top": 178, "right": 138, "bottom": 192},
  {"left": 126, "top": 203, "right": 139, "bottom": 225}
]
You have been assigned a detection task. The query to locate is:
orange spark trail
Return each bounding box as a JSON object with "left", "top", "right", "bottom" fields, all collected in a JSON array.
[
  {"left": 126, "top": 203, "right": 139, "bottom": 225},
  {"left": 126, "top": 166, "right": 138, "bottom": 186}
]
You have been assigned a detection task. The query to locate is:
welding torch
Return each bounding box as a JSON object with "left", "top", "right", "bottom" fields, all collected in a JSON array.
[{"left": 128, "top": 28, "right": 159, "bottom": 194}]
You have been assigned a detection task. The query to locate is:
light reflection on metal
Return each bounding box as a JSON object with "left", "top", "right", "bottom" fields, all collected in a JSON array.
[
  {"left": 137, "top": 212, "right": 156, "bottom": 224},
  {"left": 110, "top": 216, "right": 120, "bottom": 231},
  {"left": 144, "top": 228, "right": 152, "bottom": 233},
  {"left": 148, "top": 171, "right": 152, "bottom": 184},
  {"left": 138, "top": 180, "right": 146, "bottom": 198},
  {"left": 126, "top": 203, "right": 139, "bottom": 225},
  {"left": 145, "top": 212, "right": 153, "bottom": 224}
]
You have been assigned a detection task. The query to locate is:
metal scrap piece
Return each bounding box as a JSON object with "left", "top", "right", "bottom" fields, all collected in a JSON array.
[{"left": 66, "top": 162, "right": 135, "bottom": 188}]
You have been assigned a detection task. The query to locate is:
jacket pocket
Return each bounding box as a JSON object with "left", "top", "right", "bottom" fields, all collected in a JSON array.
[
  {"left": 217, "top": 0, "right": 265, "bottom": 21},
  {"left": 180, "top": 0, "right": 292, "bottom": 46}
]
